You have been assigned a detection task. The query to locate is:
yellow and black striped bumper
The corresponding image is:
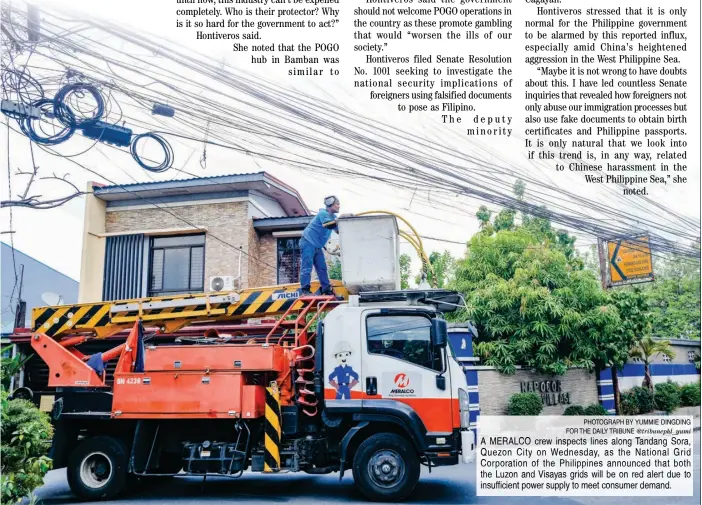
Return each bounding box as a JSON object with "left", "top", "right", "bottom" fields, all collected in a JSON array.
[{"left": 264, "top": 386, "right": 282, "bottom": 472}]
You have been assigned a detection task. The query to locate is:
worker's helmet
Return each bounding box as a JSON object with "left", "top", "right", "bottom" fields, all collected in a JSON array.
[
  {"left": 333, "top": 340, "right": 353, "bottom": 356},
  {"left": 324, "top": 195, "right": 339, "bottom": 207}
]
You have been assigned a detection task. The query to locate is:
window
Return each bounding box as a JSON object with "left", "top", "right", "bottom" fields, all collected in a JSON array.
[
  {"left": 366, "top": 314, "right": 442, "bottom": 371},
  {"left": 688, "top": 351, "right": 696, "bottom": 362},
  {"left": 149, "top": 234, "right": 205, "bottom": 296},
  {"left": 103, "top": 234, "right": 145, "bottom": 301},
  {"left": 662, "top": 355, "right": 672, "bottom": 363},
  {"left": 277, "top": 238, "right": 300, "bottom": 284}
]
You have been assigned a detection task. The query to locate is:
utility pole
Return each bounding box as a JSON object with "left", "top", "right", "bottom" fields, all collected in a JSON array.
[
  {"left": 13, "top": 264, "right": 26, "bottom": 329},
  {"left": 27, "top": 4, "right": 40, "bottom": 42},
  {"left": 597, "top": 237, "right": 609, "bottom": 290}
]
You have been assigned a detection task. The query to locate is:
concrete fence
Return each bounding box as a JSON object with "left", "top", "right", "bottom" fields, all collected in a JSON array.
[{"left": 448, "top": 324, "right": 701, "bottom": 423}]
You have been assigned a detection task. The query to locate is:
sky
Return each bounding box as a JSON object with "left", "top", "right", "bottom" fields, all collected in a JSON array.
[{"left": 1, "top": 0, "right": 699, "bottom": 285}]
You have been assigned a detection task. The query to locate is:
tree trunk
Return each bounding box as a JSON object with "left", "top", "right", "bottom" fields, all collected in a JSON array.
[
  {"left": 642, "top": 364, "right": 653, "bottom": 391},
  {"left": 612, "top": 368, "right": 621, "bottom": 415}
]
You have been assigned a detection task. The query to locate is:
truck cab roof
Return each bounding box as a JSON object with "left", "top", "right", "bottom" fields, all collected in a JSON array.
[{"left": 352, "top": 289, "right": 464, "bottom": 313}]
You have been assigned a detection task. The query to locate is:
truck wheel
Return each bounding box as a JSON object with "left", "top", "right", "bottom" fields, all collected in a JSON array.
[
  {"left": 67, "top": 436, "right": 129, "bottom": 501},
  {"left": 352, "top": 433, "right": 420, "bottom": 502}
]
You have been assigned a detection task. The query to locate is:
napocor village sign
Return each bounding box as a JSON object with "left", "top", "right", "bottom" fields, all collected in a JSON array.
[{"left": 520, "top": 380, "right": 571, "bottom": 406}]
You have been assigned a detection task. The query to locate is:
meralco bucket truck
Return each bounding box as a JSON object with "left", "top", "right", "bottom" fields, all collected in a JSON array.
[{"left": 23, "top": 215, "right": 476, "bottom": 501}]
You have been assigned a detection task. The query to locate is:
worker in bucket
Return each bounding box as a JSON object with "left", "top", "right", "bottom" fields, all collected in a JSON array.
[{"left": 299, "top": 195, "right": 341, "bottom": 296}]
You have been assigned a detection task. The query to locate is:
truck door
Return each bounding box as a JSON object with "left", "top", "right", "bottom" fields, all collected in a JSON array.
[{"left": 361, "top": 310, "right": 454, "bottom": 434}]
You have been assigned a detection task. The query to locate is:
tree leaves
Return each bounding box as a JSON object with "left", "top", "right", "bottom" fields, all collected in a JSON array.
[
  {"left": 1, "top": 394, "right": 54, "bottom": 503},
  {"left": 639, "top": 257, "right": 700, "bottom": 340},
  {"left": 399, "top": 253, "right": 412, "bottom": 289},
  {"left": 448, "top": 202, "right": 641, "bottom": 376}
]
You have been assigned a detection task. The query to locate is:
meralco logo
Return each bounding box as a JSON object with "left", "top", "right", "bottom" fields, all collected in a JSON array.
[
  {"left": 394, "top": 373, "right": 410, "bottom": 388},
  {"left": 390, "top": 373, "right": 414, "bottom": 394}
]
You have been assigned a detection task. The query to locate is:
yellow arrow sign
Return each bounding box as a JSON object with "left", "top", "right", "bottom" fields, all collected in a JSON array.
[{"left": 607, "top": 236, "right": 654, "bottom": 285}]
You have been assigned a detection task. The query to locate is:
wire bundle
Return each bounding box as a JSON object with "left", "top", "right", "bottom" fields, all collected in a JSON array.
[
  {"left": 52, "top": 82, "right": 105, "bottom": 128},
  {"left": 130, "top": 132, "right": 173, "bottom": 173},
  {"left": 0, "top": 1, "right": 699, "bottom": 263},
  {"left": 1, "top": 67, "right": 44, "bottom": 119},
  {"left": 18, "top": 98, "right": 74, "bottom": 144}
]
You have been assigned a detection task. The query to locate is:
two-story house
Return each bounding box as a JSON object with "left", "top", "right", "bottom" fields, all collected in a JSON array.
[{"left": 79, "top": 171, "right": 327, "bottom": 303}]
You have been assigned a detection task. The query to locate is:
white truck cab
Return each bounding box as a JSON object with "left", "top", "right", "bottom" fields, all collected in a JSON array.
[{"left": 321, "top": 290, "right": 476, "bottom": 480}]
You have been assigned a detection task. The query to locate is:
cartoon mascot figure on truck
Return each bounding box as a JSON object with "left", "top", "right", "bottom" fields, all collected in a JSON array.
[{"left": 328, "top": 340, "right": 359, "bottom": 400}]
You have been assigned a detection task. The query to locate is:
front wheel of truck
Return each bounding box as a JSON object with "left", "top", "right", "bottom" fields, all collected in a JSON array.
[{"left": 352, "top": 432, "right": 420, "bottom": 502}]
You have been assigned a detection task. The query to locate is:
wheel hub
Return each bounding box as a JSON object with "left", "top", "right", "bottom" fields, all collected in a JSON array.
[
  {"left": 79, "top": 452, "right": 113, "bottom": 489},
  {"left": 368, "top": 449, "right": 405, "bottom": 488}
]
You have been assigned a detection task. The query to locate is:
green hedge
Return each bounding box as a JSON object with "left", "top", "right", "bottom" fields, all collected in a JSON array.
[
  {"left": 584, "top": 404, "right": 608, "bottom": 416},
  {"left": 679, "top": 382, "right": 701, "bottom": 407},
  {"left": 654, "top": 381, "right": 681, "bottom": 414},
  {"left": 563, "top": 405, "right": 585, "bottom": 416},
  {"left": 621, "top": 386, "right": 654, "bottom": 415},
  {"left": 507, "top": 393, "right": 543, "bottom": 416},
  {"left": 620, "top": 391, "right": 638, "bottom": 415},
  {"left": 1, "top": 394, "right": 54, "bottom": 504}
]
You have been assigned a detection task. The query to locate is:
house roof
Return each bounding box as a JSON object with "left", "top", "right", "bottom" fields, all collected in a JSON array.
[
  {"left": 92, "top": 172, "right": 310, "bottom": 217},
  {"left": 252, "top": 215, "right": 313, "bottom": 232},
  {"left": 1, "top": 242, "right": 79, "bottom": 283},
  {"left": 662, "top": 338, "right": 701, "bottom": 347},
  {"left": 1, "top": 242, "right": 79, "bottom": 334}
]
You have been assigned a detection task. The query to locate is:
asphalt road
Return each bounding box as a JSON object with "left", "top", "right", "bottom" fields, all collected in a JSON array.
[{"left": 32, "top": 432, "right": 700, "bottom": 505}]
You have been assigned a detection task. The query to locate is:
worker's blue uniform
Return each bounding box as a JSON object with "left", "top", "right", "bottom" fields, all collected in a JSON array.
[
  {"left": 300, "top": 208, "right": 338, "bottom": 292},
  {"left": 328, "top": 365, "right": 359, "bottom": 400}
]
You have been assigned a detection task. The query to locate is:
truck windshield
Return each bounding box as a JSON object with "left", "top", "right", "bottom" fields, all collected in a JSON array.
[{"left": 366, "top": 315, "right": 441, "bottom": 371}]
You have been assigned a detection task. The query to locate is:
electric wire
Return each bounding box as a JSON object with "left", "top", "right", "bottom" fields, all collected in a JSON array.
[{"left": 2, "top": 3, "right": 699, "bottom": 261}]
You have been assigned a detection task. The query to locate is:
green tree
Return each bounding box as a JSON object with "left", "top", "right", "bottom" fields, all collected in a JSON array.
[
  {"left": 1, "top": 346, "right": 32, "bottom": 391},
  {"left": 449, "top": 189, "right": 638, "bottom": 379},
  {"left": 580, "top": 244, "right": 601, "bottom": 277},
  {"left": 605, "top": 288, "right": 651, "bottom": 413},
  {"left": 1, "top": 349, "right": 53, "bottom": 504},
  {"left": 643, "top": 257, "right": 700, "bottom": 340},
  {"left": 399, "top": 253, "right": 412, "bottom": 289},
  {"left": 629, "top": 336, "right": 676, "bottom": 391},
  {"left": 328, "top": 257, "right": 342, "bottom": 281},
  {"left": 476, "top": 206, "right": 492, "bottom": 230},
  {"left": 1, "top": 395, "right": 54, "bottom": 504},
  {"left": 415, "top": 250, "right": 457, "bottom": 289}
]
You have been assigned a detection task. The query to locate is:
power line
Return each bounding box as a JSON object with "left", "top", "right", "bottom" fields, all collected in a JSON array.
[{"left": 2, "top": 3, "right": 699, "bottom": 262}]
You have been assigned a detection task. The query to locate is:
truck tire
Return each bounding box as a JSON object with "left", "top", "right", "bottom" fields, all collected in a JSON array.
[
  {"left": 67, "top": 436, "right": 129, "bottom": 501},
  {"left": 352, "top": 432, "right": 420, "bottom": 502}
]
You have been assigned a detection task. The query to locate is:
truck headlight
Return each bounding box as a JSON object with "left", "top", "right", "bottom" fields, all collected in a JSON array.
[
  {"left": 458, "top": 388, "right": 469, "bottom": 411},
  {"left": 461, "top": 411, "right": 471, "bottom": 429}
]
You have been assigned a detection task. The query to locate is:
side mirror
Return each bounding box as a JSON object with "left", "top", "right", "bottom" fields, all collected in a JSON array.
[
  {"left": 431, "top": 318, "right": 448, "bottom": 348},
  {"left": 436, "top": 375, "right": 446, "bottom": 390}
]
